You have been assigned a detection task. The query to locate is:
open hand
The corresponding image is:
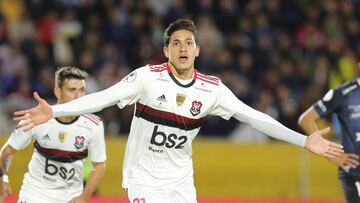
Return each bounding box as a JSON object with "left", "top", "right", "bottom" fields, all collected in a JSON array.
[
  {"left": 13, "top": 92, "right": 52, "bottom": 132},
  {"left": 305, "top": 127, "right": 344, "bottom": 158}
]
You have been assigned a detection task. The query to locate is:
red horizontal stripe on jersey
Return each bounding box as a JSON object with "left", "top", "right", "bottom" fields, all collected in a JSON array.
[
  {"left": 194, "top": 70, "right": 219, "bottom": 86},
  {"left": 85, "top": 114, "right": 101, "bottom": 122},
  {"left": 136, "top": 103, "right": 204, "bottom": 131},
  {"left": 150, "top": 68, "right": 167, "bottom": 72},
  {"left": 150, "top": 64, "right": 167, "bottom": 72},
  {"left": 82, "top": 114, "right": 100, "bottom": 125},
  {"left": 196, "top": 71, "right": 220, "bottom": 82},
  {"left": 34, "top": 141, "right": 88, "bottom": 163}
]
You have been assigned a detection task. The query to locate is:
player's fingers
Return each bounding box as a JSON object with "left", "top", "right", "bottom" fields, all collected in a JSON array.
[
  {"left": 345, "top": 159, "right": 359, "bottom": 168},
  {"left": 13, "top": 110, "right": 30, "bottom": 116},
  {"left": 326, "top": 150, "right": 342, "bottom": 158},
  {"left": 324, "top": 146, "right": 344, "bottom": 157},
  {"left": 23, "top": 123, "right": 34, "bottom": 132},
  {"left": 34, "top": 92, "right": 47, "bottom": 105},
  {"left": 329, "top": 146, "right": 344, "bottom": 154},
  {"left": 16, "top": 120, "right": 32, "bottom": 128},
  {"left": 33, "top": 92, "right": 42, "bottom": 102},
  {"left": 324, "top": 152, "right": 336, "bottom": 159},
  {"left": 347, "top": 153, "right": 359, "bottom": 159},
  {"left": 328, "top": 141, "right": 343, "bottom": 149},
  {"left": 13, "top": 114, "right": 30, "bottom": 121},
  {"left": 320, "top": 127, "right": 331, "bottom": 135}
]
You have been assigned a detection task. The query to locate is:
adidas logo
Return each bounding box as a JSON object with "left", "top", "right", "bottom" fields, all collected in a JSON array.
[{"left": 157, "top": 94, "right": 167, "bottom": 102}]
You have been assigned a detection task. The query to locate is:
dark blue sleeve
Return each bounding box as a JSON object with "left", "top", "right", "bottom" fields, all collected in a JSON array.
[{"left": 313, "top": 88, "right": 342, "bottom": 117}]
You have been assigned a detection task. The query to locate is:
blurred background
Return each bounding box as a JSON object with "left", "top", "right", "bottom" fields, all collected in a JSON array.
[{"left": 0, "top": 0, "right": 358, "bottom": 202}]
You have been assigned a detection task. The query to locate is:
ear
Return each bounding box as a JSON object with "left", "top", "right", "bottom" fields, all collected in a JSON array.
[
  {"left": 163, "top": 46, "right": 169, "bottom": 58},
  {"left": 54, "top": 87, "right": 61, "bottom": 100},
  {"left": 195, "top": 45, "right": 200, "bottom": 57}
]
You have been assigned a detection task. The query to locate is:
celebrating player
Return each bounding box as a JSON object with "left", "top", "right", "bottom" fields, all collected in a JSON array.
[
  {"left": 13, "top": 19, "right": 342, "bottom": 203},
  {"left": 0, "top": 67, "right": 106, "bottom": 203}
]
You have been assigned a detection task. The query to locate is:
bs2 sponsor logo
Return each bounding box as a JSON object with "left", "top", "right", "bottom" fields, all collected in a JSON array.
[
  {"left": 150, "top": 126, "right": 187, "bottom": 149},
  {"left": 45, "top": 158, "right": 75, "bottom": 180}
]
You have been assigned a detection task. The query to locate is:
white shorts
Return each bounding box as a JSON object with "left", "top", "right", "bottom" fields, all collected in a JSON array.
[{"left": 127, "top": 178, "right": 197, "bottom": 203}]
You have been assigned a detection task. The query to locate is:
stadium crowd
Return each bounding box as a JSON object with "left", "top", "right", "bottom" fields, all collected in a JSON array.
[{"left": 0, "top": 0, "right": 359, "bottom": 138}]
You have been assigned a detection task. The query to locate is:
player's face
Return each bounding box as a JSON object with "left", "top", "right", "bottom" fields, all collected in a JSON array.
[
  {"left": 55, "top": 79, "right": 85, "bottom": 104},
  {"left": 163, "top": 30, "right": 200, "bottom": 73}
]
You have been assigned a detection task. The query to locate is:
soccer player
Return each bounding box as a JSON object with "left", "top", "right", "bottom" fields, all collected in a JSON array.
[
  {"left": 298, "top": 68, "right": 360, "bottom": 203},
  {"left": 14, "top": 19, "right": 343, "bottom": 203},
  {"left": 0, "top": 67, "right": 106, "bottom": 203}
]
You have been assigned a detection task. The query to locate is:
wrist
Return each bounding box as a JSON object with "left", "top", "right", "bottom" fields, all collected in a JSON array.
[{"left": 2, "top": 175, "right": 9, "bottom": 183}]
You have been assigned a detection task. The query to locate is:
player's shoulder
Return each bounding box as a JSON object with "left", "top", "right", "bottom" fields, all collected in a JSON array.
[
  {"left": 337, "top": 79, "right": 360, "bottom": 96},
  {"left": 194, "top": 69, "right": 220, "bottom": 86},
  {"left": 133, "top": 63, "right": 168, "bottom": 77},
  {"left": 148, "top": 63, "right": 168, "bottom": 73},
  {"left": 80, "top": 113, "right": 102, "bottom": 126}
]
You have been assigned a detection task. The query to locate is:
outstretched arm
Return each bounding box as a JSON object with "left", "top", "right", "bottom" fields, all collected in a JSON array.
[
  {"left": 14, "top": 88, "right": 120, "bottom": 131},
  {"left": 232, "top": 100, "right": 343, "bottom": 158},
  {"left": 69, "top": 162, "right": 105, "bottom": 203},
  {"left": 0, "top": 144, "right": 17, "bottom": 200},
  {"left": 298, "top": 106, "right": 359, "bottom": 171}
]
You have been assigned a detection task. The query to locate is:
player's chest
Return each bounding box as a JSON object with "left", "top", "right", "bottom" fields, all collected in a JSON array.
[
  {"left": 341, "top": 93, "right": 360, "bottom": 119},
  {"left": 144, "top": 81, "right": 215, "bottom": 118},
  {"left": 34, "top": 124, "right": 91, "bottom": 151}
]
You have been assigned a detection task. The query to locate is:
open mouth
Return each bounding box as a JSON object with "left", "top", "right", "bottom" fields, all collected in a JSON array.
[{"left": 179, "top": 55, "right": 188, "bottom": 63}]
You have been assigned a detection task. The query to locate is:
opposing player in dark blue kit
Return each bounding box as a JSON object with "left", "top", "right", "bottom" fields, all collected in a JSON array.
[{"left": 298, "top": 73, "right": 360, "bottom": 203}]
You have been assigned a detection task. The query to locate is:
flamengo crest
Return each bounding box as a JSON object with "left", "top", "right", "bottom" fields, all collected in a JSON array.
[
  {"left": 190, "top": 101, "right": 202, "bottom": 116},
  {"left": 74, "top": 135, "right": 85, "bottom": 149}
]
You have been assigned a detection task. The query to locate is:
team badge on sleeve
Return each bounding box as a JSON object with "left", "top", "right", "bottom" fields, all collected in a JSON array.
[
  {"left": 58, "top": 131, "right": 68, "bottom": 143},
  {"left": 74, "top": 135, "right": 85, "bottom": 149},
  {"left": 176, "top": 93, "right": 186, "bottom": 106},
  {"left": 123, "top": 71, "right": 137, "bottom": 83},
  {"left": 190, "top": 101, "right": 202, "bottom": 116}
]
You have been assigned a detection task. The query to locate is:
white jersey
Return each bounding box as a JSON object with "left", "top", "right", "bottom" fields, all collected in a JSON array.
[
  {"left": 52, "top": 63, "right": 306, "bottom": 190},
  {"left": 8, "top": 114, "right": 106, "bottom": 202},
  {"left": 109, "top": 63, "right": 237, "bottom": 188}
]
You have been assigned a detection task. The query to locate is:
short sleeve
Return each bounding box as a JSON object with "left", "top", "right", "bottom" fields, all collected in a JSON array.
[
  {"left": 7, "top": 121, "right": 33, "bottom": 150},
  {"left": 209, "top": 82, "right": 238, "bottom": 120},
  {"left": 88, "top": 121, "right": 106, "bottom": 162},
  {"left": 313, "top": 88, "right": 342, "bottom": 117}
]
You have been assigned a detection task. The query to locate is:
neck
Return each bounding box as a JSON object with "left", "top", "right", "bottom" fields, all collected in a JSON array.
[
  {"left": 168, "top": 62, "right": 194, "bottom": 80},
  {"left": 57, "top": 116, "right": 77, "bottom": 123}
]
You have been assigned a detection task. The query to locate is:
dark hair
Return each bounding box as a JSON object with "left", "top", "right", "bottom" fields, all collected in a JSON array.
[
  {"left": 55, "top": 66, "right": 88, "bottom": 88},
  {"left": 163, "top": 18, "right": 198, "bottom": 47}
]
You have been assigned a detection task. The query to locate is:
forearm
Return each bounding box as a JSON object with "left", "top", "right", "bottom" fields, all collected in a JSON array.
[
  {"left": 298, "top": 107, "right": 321, "bottom": 135},
  {"left": 233, "top": 103, "right": 306, "bottom": 147},
  {"left": 52, "top": 88, "right": 119, "bottom": 117},
  {"left": 81, "top": 162, "right": 105, "bottom": 201},
  {"left": 0, "top": 145, "right": 16, "bottom": 176}
]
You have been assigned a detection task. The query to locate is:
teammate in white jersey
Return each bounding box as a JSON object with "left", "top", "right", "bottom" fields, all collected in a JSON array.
[
  {"left": 0, "top": 67, "right": 106, "bottom": 203},
  {"left": 13, "top": 19, "right": 343, "bottom": 203}
]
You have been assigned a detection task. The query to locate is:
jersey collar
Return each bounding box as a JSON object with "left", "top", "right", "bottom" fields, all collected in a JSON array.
[
  {"left": 55, "top": 116, "right": 79, "bottom": 125},
  {"left": 166, "top": 63, "right": 197, "bottom": 88}
]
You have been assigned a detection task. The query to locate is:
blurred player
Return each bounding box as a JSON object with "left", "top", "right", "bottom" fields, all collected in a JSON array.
[
  {"left": 13, "top": 19, "right": 343, "bottom": 203},
  {"left": 0, "top": 67, "right": 106, "bottom": 203},
  {"left": 298, "top": 64, "right": 360, "bottom": 203}
]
